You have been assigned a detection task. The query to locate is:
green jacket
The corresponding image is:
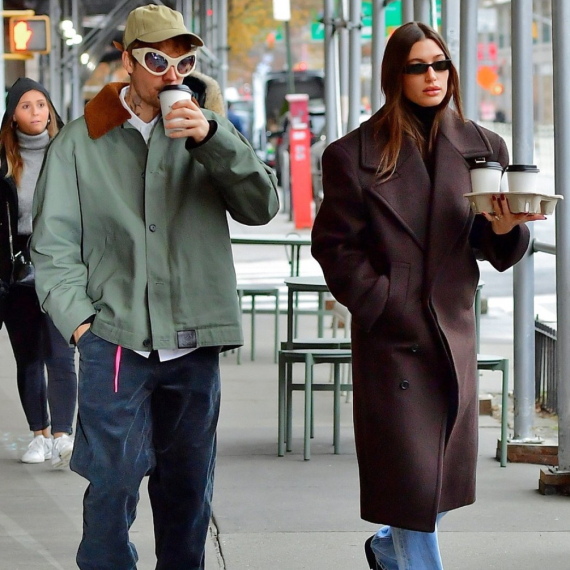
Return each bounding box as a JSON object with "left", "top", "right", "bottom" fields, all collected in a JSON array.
[{"left": 31, "top": 82, "right": 279, "bottom": 350}]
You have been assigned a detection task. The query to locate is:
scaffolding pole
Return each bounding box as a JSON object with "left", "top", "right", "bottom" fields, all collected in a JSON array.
[
  {"left": 552, "top": 0, "right": 570, "bottom": 472},
  {"left": 511, "top": 0, "right": 538, "bottom": 443},
  {"left": 459, "top": 0, "right": 477, "bottom": 120},
  {"left": 370, "top": 0, "right": 385, "bottom": 113},
  {"left": 347, "top": 0, "right": 361, "bottom": 132},
  {"left": 413, "top": 0, "right": 430, "bottom": 24},
  {"left": 324, "top": 0, "right": 338, "bottom": 143}
]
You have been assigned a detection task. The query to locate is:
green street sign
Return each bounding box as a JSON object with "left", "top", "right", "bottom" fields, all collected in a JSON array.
[
  {"left": 311, "top": 21, "right": 325, "bottom": 41},
  {"left": 310, "top": 0, "right": 440, "bottom": 43}
]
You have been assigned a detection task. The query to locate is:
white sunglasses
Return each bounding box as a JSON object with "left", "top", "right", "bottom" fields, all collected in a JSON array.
[{"left": 131, "top": 48, "right": 197, "bottom": 78}]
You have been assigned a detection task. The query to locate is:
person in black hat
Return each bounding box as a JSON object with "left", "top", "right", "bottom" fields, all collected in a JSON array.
[{"left": 0, "top": 78, "right": 76, "bottom": 469}]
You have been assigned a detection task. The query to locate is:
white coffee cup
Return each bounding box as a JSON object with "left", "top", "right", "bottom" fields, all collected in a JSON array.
[
  {"left": 505, "top": 164, "right": 540, "bottom": 193},
  {"left": 159, "top": 85, "right": 193, "bottom": 134},
  {"left": 469, "top": 161, "right": 504, "bottom": 194}
]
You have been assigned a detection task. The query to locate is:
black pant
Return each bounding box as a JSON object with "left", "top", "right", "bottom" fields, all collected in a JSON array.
[{"left": 3, "top": 285, "right": 77, "bottom": 433}]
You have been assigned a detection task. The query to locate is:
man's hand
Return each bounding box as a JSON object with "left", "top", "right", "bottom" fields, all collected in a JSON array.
[
  {"left": 73, "top": 323, "right": 91, "bottom": 345},
  {"left": 164, "top": 99, "right": 210, "bottom": 142}
]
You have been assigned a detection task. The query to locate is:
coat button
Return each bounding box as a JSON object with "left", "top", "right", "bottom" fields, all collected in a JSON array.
[
  {"left": 400, "top": 380, "right": 410, "bottom": 390},
  {"left": 143, "top": 339, "right": 151, "bottom": 348},
  {"left": 149, "top": 224, "right": 156, "bottom": 232},
  {"left": 411, "top": 344, "right": 420, "bottom": 353}
]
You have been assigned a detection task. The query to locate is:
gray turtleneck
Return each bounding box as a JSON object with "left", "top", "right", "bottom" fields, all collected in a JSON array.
[{"left": 16, "top": 129, "right": 50, "bottom": 235}]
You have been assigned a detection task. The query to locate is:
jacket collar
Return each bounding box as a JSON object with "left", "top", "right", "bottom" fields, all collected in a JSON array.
[
  {"left": 359, "top": 106, "right": 494, "bottom": 172},
  {"left": 84, "top": 82, "right": 131, "bottom": 140}
]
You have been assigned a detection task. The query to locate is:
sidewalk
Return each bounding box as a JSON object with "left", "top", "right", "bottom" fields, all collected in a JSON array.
[{"left": 0, "top": 211, "right": 567, "bottom": 570}]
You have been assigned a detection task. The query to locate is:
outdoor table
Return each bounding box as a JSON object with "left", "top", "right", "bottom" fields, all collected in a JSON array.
[
  {"left": 230, "top": 233, "right": 312, "bottom": 277},
  {"left": 284, "top": 275, "right": 329, "bottom": 344}
]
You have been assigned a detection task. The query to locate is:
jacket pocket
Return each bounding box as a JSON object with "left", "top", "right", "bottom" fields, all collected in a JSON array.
[{"left": 86, "top": 236, "right": 109, "bottom": 301}]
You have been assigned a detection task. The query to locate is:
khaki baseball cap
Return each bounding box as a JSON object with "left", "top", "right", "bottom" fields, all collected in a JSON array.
[{"left": 121, "top": 4, "right": 203, "bottom": 49}]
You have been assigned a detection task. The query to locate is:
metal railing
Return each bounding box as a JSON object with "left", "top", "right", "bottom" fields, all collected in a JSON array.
[{"left": 535, "top": 320, "right": 558, "bottom": 414}]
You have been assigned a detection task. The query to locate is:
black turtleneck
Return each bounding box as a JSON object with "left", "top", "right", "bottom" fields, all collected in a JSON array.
[{"left": 406, "top": 100, "right": 440, "bottom": 181}]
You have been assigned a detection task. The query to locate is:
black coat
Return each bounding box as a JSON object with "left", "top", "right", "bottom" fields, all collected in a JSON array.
[
  {"left": 0, "top": 170, "right": 18, "bottom": 284},
  {"left": 0, "top": 77, "right": 64, "bottom": 325},
  {"left": 311, "top": 108, "right": 529, "bottom": 532}
]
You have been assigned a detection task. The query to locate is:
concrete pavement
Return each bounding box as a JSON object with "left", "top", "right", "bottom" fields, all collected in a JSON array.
[{"left": 0, "top": 210, "right": 568, "bottom": 569}]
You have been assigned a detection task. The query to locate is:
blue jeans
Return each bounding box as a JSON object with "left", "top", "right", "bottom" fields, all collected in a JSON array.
[
  {"left": 72, "top": 331, "right": 221, "bottom": 570},
  {"left": 371, "top": 513, "right": 447, "bottom": 570}
]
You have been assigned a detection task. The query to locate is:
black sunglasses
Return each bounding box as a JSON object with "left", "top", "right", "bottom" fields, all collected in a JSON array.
[{"left": 403, "top": 59, "right": 452, "bottom": 75}]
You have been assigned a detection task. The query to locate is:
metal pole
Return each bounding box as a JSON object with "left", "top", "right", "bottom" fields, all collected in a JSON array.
[
  {"left": 414, "top": 0, "right": 430, "bottom": 24},
  {"left": 49, "top": 0, "right": 62, "bottom": 117},
  {"left": 216, "top": 0, "right": 228, "bottom": 106},
  {"left": 347, "top": 0, "right": 361, "bottom": 132},
  {"left": 511, "top": 0, "right": 537, "bottom": 443},
  {"left": 284, "top": 21, "right": 295, "bottom": 95},
  {"left": 61, "top": 0, "right": 70, "bottom": 123},
  {"left": 324, "top": 0, "right": 338, "bottom": 143},
  {"left": 370, "top": 0, "right": 385, "bottom": 113},
  {"left": 552, "top": 0, "right": 570, "bottom": 470},
  {"left": 339, "top": 0, "right": 350, "bottom": 134},
  {"left": 70, "top": 0, "right": 82, "bottom": 119},
  {"left": 402, "top": 0, "right": 414, "bottom": 23},
  {"left": 0, "top": 0, "right": 5, "bottom": 117},
  {"left": 459, "top": 0, "right": 478, "bottom": 120},
  {"left": 441, "top": 0, "right": 460, "bottom": 69}
]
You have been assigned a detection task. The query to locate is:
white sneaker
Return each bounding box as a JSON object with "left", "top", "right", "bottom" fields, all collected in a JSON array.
[
  {"left": 21, "top": 435, "right": 53, "bottom": 464},
  {"left": 51, "top": 434, "right": 74, "bottom": 469}
]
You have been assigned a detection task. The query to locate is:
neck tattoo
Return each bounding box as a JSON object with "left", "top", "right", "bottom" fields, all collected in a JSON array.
[{"left": 126, "top": 89, "right": 143, "bottom": 118}]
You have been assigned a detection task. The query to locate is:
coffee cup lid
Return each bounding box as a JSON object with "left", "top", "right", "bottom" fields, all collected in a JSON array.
[
  {"left": 159, "top": 85, "right": 192, "bottom": 95},
  {"left": 505, "top": 164, "right": 540, "bottom": 173},
  {"left": 470, "top": 161, "right": 503, "bottom": 171}
]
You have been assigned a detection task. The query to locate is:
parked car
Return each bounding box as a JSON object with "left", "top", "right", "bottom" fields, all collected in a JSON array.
[{"left": 252, "top": 69, "right": 325, "bottom": 165}]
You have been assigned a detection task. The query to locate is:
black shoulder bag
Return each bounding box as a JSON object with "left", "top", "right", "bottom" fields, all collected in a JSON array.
[{"left": 6, "top": 202, "right": 35, "bottom": 287}]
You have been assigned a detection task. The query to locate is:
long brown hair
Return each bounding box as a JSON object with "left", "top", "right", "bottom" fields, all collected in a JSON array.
[
  {"left": 0, "top": 97, "right": 60, "bottom": 186},
  {"left": 375, "top": 22, "right": 464, "bottom": 181}
]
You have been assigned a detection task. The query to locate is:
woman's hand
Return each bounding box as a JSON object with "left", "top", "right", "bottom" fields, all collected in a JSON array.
[{"left": 482, "top": 193, "right": 546, "bottom": 235}]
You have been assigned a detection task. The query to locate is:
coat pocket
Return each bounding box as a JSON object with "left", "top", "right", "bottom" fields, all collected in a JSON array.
[{"left": 384, "top": 261, "right": 411, "bottom": 321}]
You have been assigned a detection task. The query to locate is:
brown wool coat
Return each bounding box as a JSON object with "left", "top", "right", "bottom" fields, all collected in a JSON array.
[{"left": 311, "top": 108, "right": 529, "bottom": 533}]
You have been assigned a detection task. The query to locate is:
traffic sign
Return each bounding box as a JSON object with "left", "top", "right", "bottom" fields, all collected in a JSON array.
[{"left": 9, "top": 15, "right": 51, "bottom": 54}]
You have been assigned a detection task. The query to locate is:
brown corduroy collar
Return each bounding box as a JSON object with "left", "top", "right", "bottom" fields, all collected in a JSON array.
[{"left": 84, "top": 82, "right": 131, "bottom": 140}]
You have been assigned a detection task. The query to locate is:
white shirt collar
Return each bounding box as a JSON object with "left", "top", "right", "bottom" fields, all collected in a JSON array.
[{"left": 119, "top": 86, "right": 160, "bottom": 144}]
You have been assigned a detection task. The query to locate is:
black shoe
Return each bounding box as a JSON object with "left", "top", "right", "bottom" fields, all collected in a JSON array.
[{"left": 364, "top": 536, "right": 380, "bottom": 570}]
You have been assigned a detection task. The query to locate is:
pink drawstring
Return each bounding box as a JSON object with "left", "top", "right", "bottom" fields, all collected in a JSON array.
[{"left": 114, "top": 346, "right": 122, "bottom": 393}]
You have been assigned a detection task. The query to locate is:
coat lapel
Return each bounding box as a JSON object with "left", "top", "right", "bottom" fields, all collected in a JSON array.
[
  {"left": 360, "top": 116, "right": 431, "bottom": 250},
  {"left": 424, "top": 109, "right": 495, "bottom": 287}
]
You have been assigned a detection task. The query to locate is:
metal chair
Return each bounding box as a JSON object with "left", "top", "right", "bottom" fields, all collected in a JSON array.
[
  {"left": 237, "top": 284, "right": 280, "bottom": 363},
  {"left": 475, "top": 283, "right": 509, "bottom": 467},
  {"left": 277, "top": 348, "right": 352, "bottom": 460},
  {"left": 477, "top": 354, "right": 509, "bottom": 467}
]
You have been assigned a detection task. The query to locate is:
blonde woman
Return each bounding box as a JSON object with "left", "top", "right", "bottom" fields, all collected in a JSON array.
[{"left": 0, "top": 78, "right": 76, "bottom": 467}]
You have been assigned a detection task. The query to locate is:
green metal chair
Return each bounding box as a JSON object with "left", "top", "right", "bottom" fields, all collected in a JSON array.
[
  {"left": 278, "top": 348, "right": 352, "bottom": 460},
  {"left": 237, "top": 284, "right": 280, "bottom": 364},
  {"left": 475, "top": 283, "right": 509, "bottom": 467}
]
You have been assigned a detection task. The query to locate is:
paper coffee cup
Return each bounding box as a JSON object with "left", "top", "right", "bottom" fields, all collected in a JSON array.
[
  {"left": 469, "top": 161, "right": 504, "bottom": 194},
  {"left": 159, "top": 85, "right": 193, "bottom": 134},
  {"left": 505, "top": 164, "right": 540, "bottom": 193}
]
